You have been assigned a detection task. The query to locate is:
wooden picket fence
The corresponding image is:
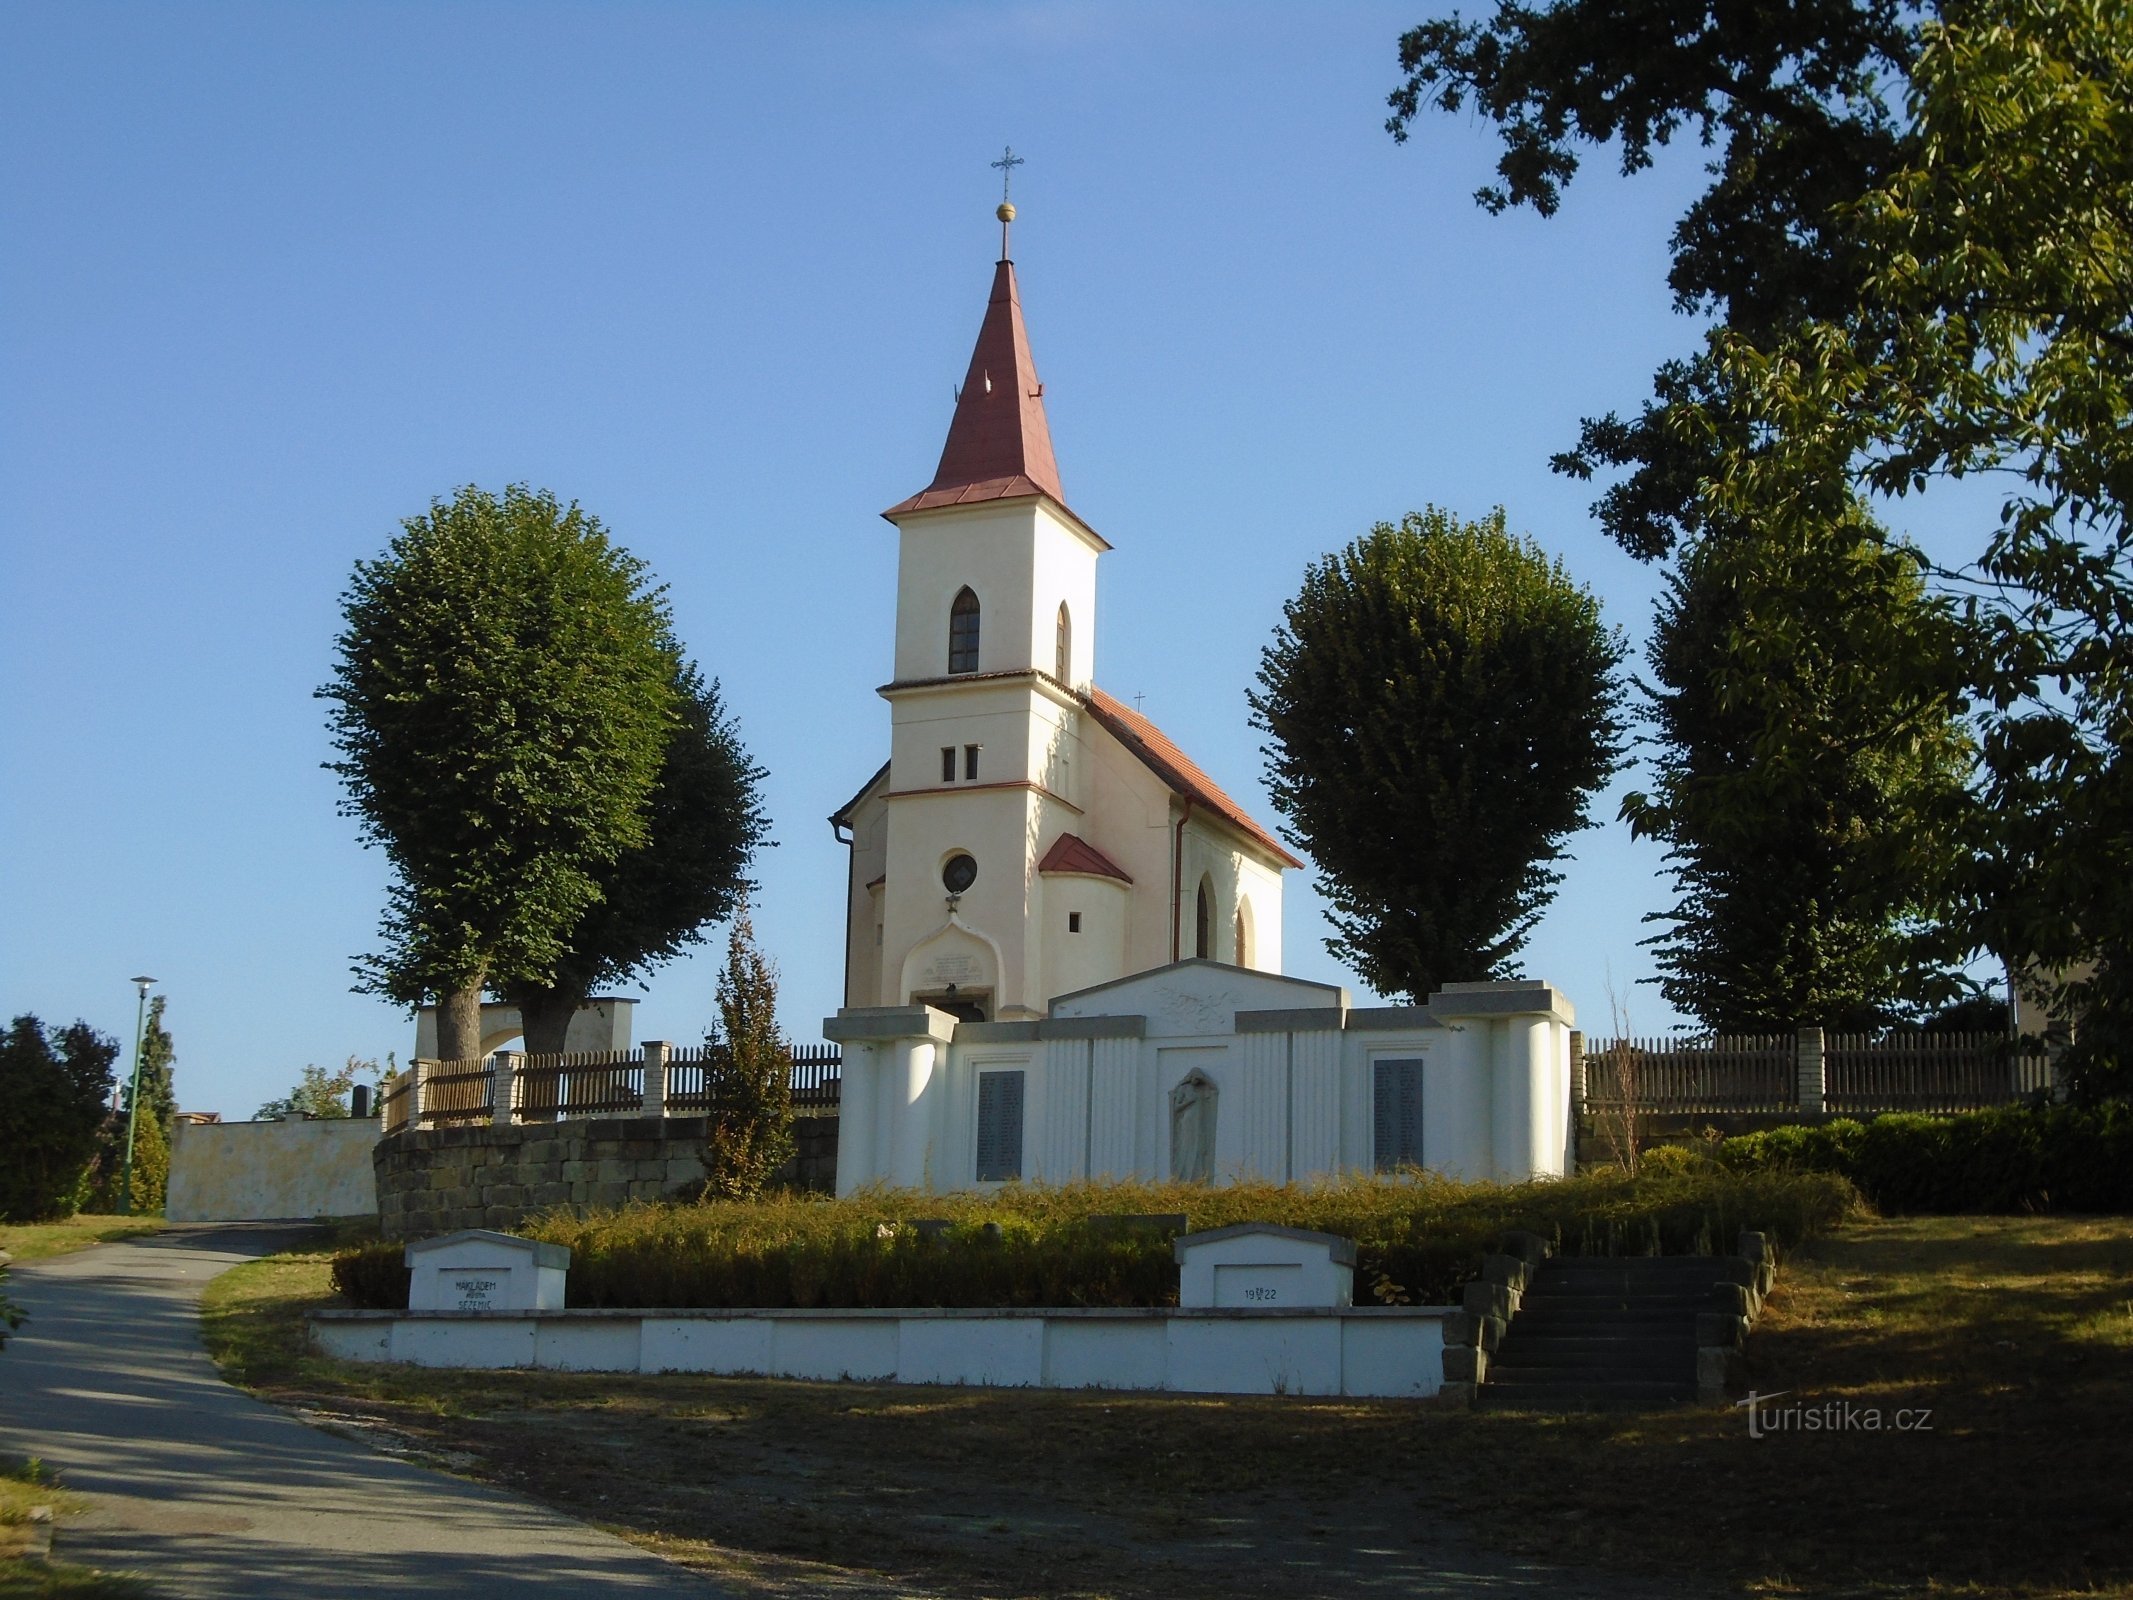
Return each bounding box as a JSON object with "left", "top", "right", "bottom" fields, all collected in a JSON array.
[
  {"left": 1825, "top": 1031, "right": 2053, "bottom": 1114},
  {"left": 1582, "top": 1034, "right": 1794, "bottom": 1113},
  {"left": 383, "top": 1041, "right": 841, "bottom": 1133},
  {"left": 1582, "top": 1029, "right": 2054, "bottom": 1117}
]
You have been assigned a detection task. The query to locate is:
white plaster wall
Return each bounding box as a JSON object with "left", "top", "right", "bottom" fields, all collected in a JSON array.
[
  {"left": 840, "top": 781, "right": 889, "bottom": 1009},
  {"left": 166, "top": 1118, "right": 379, "bottom": 1222},
  {"left": 1039, "top": 874, "right": 1129, "bottom": 1009},
  {"left": 313, "top": 1307, "right": 1452, "bottom": 1397},
  {"left": 888, "top": 501, "right": 1100, "bottom": 685}
]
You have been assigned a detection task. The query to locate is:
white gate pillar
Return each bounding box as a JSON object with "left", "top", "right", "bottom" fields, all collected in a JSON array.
[{"left": 823, "top": 1004, "right": 960, "bottom": 1194}]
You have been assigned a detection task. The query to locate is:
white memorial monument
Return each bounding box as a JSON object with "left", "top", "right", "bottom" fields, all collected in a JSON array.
[{"left": 405, "top": 1230, "right": 570, "bottom": 1313}]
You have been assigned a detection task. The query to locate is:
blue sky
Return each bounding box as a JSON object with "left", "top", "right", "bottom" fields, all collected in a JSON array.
[{"left": 0, "top": 2, "right": 1985, "bottom": 1118}]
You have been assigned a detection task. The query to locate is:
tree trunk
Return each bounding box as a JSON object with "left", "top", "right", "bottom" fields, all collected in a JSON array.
[
  {"left": 435, "top": 982, "right": 486, "bottom": 1062},
  {"left": 516, "top": 987, "right": 582, "bottom": 1058}
]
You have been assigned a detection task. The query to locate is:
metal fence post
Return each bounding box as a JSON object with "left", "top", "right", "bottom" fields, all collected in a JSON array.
[
  {"left": 491, "top": 1051, "right": 519, "bottom": 1128},
  {"left": 2046, "top": 1022, "right": 2072, "bottom": 1103},
  {"left": 1795, "top": 1026, "right": 1826, "bottom": 1114},
  {"left": 643, "top": 1040, "right": 670, "bottom": 1118}
]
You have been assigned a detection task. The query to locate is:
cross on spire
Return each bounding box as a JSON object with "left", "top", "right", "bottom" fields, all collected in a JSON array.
[{"left": 991, "top": 145, "right": 1024, "bottom": 203}]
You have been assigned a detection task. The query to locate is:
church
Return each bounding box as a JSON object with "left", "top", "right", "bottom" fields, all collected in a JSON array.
[
  {"left": 830, "top": 200, "right": 1300, "bottom": 1023},
  {"left": 819, "top": 198, "right": 1576, "bottom": 1198}
]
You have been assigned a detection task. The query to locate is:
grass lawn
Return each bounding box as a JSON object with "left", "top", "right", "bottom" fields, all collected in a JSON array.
[
  {"left": 0, "top": 1218, "right": 162, "bottom": 1266},
  {"left": 0, "top": 1460, "right": 157, "bottom": 1599},
  {"left": 202, "top": 1215, "right": 2133, "bottom": 1599}
]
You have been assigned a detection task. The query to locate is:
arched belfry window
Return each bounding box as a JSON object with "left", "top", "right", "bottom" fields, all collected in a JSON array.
[
  {"left": 1194, "top": 877, "right": 1214, "bottom": 959},
  {"left": 1055, "top": 602, "right": 1072, "bottom": 683},
  {"left": 948, "top": 587, "right": 980, "bottom": 675}
]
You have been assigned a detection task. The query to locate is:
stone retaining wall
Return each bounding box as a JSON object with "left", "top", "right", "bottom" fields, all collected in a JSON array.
[{"left": 375, "top": 1114, "right": 839, "bottom": 1239}]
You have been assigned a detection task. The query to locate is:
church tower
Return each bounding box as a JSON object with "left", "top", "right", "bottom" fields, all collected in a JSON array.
[{"left": 834, "top": 194, "right": 1297, "bottom": 1022}]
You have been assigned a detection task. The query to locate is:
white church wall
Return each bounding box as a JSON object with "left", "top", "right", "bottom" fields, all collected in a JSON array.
[
  {"left": 1024, "top": 503, "right": 1102, "bottom": 686},
  {"left": 829, "top": 967, "right": 1577, "bottom": 1196},
  {"left": 839, "top": 785, "right": 889, "bottom": 1009},
  {"left": 889, "top": 501, "right": 1099, "bottom": 684},
  {"left": 882, "top": 791, "right": 1028, "bottom": 1009},
  {"left": 1038, "top": 872, "right": 1130, "bottom": 1014}
]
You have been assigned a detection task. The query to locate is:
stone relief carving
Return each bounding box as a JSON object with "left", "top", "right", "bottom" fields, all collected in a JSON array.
[
  {"left": 1169, "top": 1069, "right": 1219, "bottom": 1184},
  {"left": 1152, "top": 981, "right": 1246, "bottom": 1036}
]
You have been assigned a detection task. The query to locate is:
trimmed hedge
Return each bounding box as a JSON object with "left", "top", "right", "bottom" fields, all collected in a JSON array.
[
  {"left": 1715, "top": 1102, "right": 2133, "bottom": 1213},
  {"left": 330, "top": 1170, "right": 1856, "bottom": 1312}
]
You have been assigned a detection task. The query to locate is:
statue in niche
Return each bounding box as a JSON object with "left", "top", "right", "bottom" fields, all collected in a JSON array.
[{"left": 1169, "top": 1069, "right": 1219, "bottom": 1184}]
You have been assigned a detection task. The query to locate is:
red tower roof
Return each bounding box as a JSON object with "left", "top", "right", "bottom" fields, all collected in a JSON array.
[{"left": 885, "top": 258, "right": 1069, "bottom": 519}]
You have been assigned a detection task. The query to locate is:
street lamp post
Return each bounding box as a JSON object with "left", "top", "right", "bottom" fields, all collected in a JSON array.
[{"left": 118, "top": 976, "right": 157, "bottom": 1216}]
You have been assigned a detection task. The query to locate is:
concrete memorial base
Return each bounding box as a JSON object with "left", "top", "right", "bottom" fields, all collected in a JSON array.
[{"left": 308, "top": 1304, "right": 1453, "bottom": 1398}]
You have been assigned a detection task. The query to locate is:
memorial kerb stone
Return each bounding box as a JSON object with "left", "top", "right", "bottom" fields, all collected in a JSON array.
[
  {"left": 406, "top": 1229, "right": 570, "bottom": 1313},
  {"left": 1173, "top": 1223, "right": 1356, "bottom": 1309}
]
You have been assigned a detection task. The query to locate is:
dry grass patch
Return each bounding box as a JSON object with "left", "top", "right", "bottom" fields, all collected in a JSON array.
[{"left": 210, "top": 1215, "right": 2133, "bottom": 1598}]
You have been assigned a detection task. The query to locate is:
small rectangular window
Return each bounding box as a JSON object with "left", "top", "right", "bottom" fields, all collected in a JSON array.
[
  {"left": 941, "top": 747, "right": 956, "bottom": 783},
  {"left": 1068, "top": 912, "right": 1082, "bottom": 933},
  {"left": 1372, "top": 1058, "right": 1425, "bottom": 1172},
  {"left": 975, "top": 1070, "right": 1025, "bottom": 1182},
  {"left": 964, "top": 744, "right": 980, "bottom": 781}
]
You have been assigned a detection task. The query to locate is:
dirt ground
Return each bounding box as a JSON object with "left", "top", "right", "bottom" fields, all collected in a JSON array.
[{"left": 207, "top": 1216, "right": 2133, "bottom": 1600}]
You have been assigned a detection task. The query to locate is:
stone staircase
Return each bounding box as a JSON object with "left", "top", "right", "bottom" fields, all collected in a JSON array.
[{"left": 1441, "top": 1231, "right": 1775, "bottom": 1410}]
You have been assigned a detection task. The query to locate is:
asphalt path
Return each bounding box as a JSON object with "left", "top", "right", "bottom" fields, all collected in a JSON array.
[{"left": 0, "top": 1223, "right": 729, "bottom": 1598}]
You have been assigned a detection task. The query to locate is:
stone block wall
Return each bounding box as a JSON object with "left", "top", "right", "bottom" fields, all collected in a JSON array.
[{"left": 375, "top": 1113, "right": 840, "bottom": 1240}]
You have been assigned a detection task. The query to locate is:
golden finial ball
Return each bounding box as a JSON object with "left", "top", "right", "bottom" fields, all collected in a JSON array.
[{"left": 997, "top": 201, "right": 1016, "bottom": 223}]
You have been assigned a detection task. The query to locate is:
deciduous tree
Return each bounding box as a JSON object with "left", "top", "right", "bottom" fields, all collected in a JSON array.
[
  {"left": 319, "top": 484, "right": 679, "bottom": 1060},
  {"left": 1250, "top": 508, "right": 1625, "bottom": 1001},
  {"left": 508, "top": 664, "right": 769, "bottom": 1056},
  {"left": 256, "top": 1057, "right": 383, "bottom": 1120},
  {"left": 1685, "top": 0, "right": 2133, "bottom": 1088},
  {"left": 1386, "top": 0, "right": 1921, "bottom": 561}
]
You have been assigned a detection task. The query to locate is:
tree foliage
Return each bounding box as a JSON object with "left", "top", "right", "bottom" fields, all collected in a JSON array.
[
  {"left": 1682, "top": 0, "right": 2133, "bottom": 1088},
  {"left": 509, "top": 662, "right": 769, "bottom": 1055},
  {"left": 319, "top": 484, "right": 679, "bottom": 1058},
  {"left": 1388, "top": 0, "right": 1921, "bottom": 562},
  {"left": 1627, "top": 524, "right": 1978, "bottom": 1031},
  {"left": 1250, "top": 508, "right": 1625, "bottom": 1001},
  {"left": 257, "top": 1057, "right": 383, "bottom": 1120},
  {"left": 0, "top": 1016, "right": 119, "bottom": 1223},
  {"left": 701, "top": 903, "right": 794, "bottom": 1200},
  {"left": 91, "top": 994, "right": 177, "bottom": 1212}
]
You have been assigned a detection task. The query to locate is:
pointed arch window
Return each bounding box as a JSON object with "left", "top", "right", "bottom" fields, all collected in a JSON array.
[
  {"left": 1195, "top": 877, "right": 1214, "bottom": 959},
  {"left": 949, "top": 587, "right": 981, "bottom": 675},
  {"left": 1055, "top": 602, "right": 1072, "bottom": 683}
]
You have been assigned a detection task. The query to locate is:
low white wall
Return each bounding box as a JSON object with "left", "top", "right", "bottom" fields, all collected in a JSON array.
[
  {"left": 167, "top": 1117, "right": 379, "bottom": 1222},
  {"left": 308, "top": 1305, "right": 1450, "bottom": 1399}
]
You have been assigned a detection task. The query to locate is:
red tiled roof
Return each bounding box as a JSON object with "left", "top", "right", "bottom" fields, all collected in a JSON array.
[
  {"left": 1080, "top": 688, "right": 1303, "bottom": 868},
  {"left": 884, "top": 259, "right": 1072, "bottom": 520},
  {"left": 1037, "top": 832, "right": 1133, "bottom": 883}
]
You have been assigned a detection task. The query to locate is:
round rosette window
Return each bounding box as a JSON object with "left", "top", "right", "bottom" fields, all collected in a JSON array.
[{"left": 941, "top": 853, "right": 978, "bottom": 894}]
